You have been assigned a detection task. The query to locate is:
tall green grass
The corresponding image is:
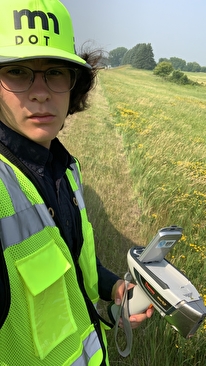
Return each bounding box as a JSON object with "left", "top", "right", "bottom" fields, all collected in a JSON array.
[
  {"left": 99, "top": 66, "right": 206, "bottom": 282},
  {"left": 60, "top": 66, "right": 206, "bottom": 365}
]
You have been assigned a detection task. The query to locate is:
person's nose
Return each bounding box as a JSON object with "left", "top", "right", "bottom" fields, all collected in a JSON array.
[{"left": 28, "top": 72, "right": 51, "bottom": 102}]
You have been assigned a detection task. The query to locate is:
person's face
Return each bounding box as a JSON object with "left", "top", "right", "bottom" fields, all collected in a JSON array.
[{"left": 0, "top": 59, "right": 71, "bottom": 148}]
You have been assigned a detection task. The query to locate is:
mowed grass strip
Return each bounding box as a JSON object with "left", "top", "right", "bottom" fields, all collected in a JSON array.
[{"left": 59, "top": 81, "right": 140, "bottom": 275}]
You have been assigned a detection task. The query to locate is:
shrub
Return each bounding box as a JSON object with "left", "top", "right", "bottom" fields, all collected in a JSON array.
[
  {"left": 153, "top": 61, "right": 174, "bottom": 77},
  {"left": 169, "top": 70, "right": 197, "bottom": 85}
]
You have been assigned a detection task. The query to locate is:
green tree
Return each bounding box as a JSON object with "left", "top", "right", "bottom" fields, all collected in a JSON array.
[
  {"left": 201, "top": 66, "right": 206, "bottom": 73},
  {"left": 186, "top": 62, "right": 193, "bottom": 72},
  {"left": 108, "top": 47, "right": 128, "bottom": 67},
  {"left": 186, "top": 62, "right": 201, "bottom": 72},
  {"left": 132, "top": 43, "right": 156, "bottom": 70},
  {"left": 129, "top": 44, "right": 141, "bottom": 67},
  {"left": 145, "top": 43, "right": 156, "bottom": 70},
  {"left": 159, "top": 57, "right": 170, "bottom": 63},
  {"left": 191, "top": 62, "right": 201, "bottom": 72},
  {"left": 169, "top": 57, "right": 186, "bottom": 70},
  {"left": 121, "top": 47, "right": 137, "bottom": 65},
  {"left": 121, "top": 49, "right": 131, "bottom": 65},
  {"left": 153, "top": 61, "right": 174, "bottom": 77}
]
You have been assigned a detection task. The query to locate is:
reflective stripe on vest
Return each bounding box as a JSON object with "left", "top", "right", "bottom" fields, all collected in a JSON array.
[
  {"left": 70, "top": 162, "right": 85, "bottom": 210},
  {"left": 0, "top": 161, "right": 55, "bottom": 250},
  {"left": 67, "top": 162, "right": 99, "bottom": 304},
  {"left": 0, "top": 160, "right": 85, "bottom": 249},
  {"left": 0, "top": 162, "right": 87, "bottom": 250},
  {"left": 73, "top": 330, "right": 101, "bottom": 366}
]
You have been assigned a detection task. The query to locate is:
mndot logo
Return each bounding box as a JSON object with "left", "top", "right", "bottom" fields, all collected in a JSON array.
[{"left": 13, "top": 9, "right": 60, "bottom": 46}]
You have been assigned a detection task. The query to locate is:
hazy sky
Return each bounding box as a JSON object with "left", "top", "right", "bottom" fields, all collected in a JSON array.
[{"left": 61, "top": 0, "right": 206, "bottom": 66}]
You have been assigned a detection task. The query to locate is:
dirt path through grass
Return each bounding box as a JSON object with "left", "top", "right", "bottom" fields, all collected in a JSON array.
[{"left": 59, "top": 79, "right": 141, "bottom": 276}]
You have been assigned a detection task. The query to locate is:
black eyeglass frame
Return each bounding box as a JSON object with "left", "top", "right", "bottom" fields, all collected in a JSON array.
[{"left": 0, "top": 64, "right": 77, "bottom": 93}]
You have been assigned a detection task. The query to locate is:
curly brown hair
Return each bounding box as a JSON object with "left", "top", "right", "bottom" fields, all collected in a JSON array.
[{"left": 68, "top": 49, "right": 103, "bottom": 115}]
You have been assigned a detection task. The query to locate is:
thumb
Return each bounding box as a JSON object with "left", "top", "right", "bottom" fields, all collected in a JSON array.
[{"left": 111, "top": 279, "right": 125, "bottom": 305}]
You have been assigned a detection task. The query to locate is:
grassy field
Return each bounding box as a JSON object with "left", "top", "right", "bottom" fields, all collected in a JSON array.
[{"left": 59, "top": 66, "right": 206, "bottom": 366}]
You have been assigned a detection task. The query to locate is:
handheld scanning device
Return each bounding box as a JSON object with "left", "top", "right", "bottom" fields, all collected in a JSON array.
[{"left": 108, "top": 226, "right": 206, "bottom": 341}]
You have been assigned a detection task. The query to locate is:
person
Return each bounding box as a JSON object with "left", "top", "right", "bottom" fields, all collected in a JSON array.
[{"left": 0, "top": 1, "right": 153, "bottom": 365}]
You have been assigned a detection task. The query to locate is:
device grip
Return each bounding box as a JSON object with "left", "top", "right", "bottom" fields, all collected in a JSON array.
[
  {"left": 108, "top": 285, "right": 152, "bottom": 324},
  {"left": 128, "top": 285, "right": 152, "bottom": 315}
]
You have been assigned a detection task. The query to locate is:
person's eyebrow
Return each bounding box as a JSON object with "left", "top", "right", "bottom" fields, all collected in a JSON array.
[{"left": 46, "top": 58, "right": 68, "bottom": 65}]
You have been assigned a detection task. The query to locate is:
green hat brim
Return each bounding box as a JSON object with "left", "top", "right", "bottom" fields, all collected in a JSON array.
[{"left": 0, "top": 45, "right": 91, "bottom": 69}]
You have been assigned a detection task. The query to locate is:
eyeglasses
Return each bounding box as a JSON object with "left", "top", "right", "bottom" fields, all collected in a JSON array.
[{"left": 0, "top": 65, "right": 77, "bottom": 93}]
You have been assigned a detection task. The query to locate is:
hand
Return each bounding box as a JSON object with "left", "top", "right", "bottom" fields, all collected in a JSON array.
[{"left": 111, "top": 279, "right": 154, "bottom": 329}]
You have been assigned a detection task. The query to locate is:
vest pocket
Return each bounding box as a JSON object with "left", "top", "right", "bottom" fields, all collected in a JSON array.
[{"left": 15, "top": 240, "right": 77, "bottom": 360}]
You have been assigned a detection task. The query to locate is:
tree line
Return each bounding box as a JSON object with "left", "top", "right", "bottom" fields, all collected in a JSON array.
[{"left": 107, "top": 44, "right": 206, "bottom": 73}]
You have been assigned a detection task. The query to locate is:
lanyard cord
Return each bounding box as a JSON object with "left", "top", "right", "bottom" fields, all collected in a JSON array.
[{"left": 114, "top": 271, "right": 133, "bottom": 357}]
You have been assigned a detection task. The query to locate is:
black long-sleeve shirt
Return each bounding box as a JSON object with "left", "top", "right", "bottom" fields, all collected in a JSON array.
[{"left": 0, "top": 121, "right": 119, "bottom": 305}]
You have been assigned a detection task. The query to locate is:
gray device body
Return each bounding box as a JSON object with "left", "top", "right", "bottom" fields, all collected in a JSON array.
[{"left": 108, "top": 226, "right": 206, "bottom": 338}]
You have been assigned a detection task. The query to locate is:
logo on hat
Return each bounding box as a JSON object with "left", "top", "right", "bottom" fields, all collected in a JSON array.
[
  {"left": 13, "top": 9, "right": 60, "bottom": 46},
  {"left": 14, "top": 10, "right": 59, "bottom": 34}
]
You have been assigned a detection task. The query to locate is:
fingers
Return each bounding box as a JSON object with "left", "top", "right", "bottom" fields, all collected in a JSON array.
[
  {"left": 128, "top": 306, "right": 154, "bottom": 329},
  {"left": 118, "top": 306, "right": 154, "bottom": 329},
  {"left": 146, "top": 306, "right": 154, "bottom": 318},
  {"left": 118, "top": 313, "right": 147, "bottom": 329}
]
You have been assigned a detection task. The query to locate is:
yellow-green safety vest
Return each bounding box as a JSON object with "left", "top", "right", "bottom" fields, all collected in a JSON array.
[{"left": 0, "top": 154, "right": 110, "bottom": 365}]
